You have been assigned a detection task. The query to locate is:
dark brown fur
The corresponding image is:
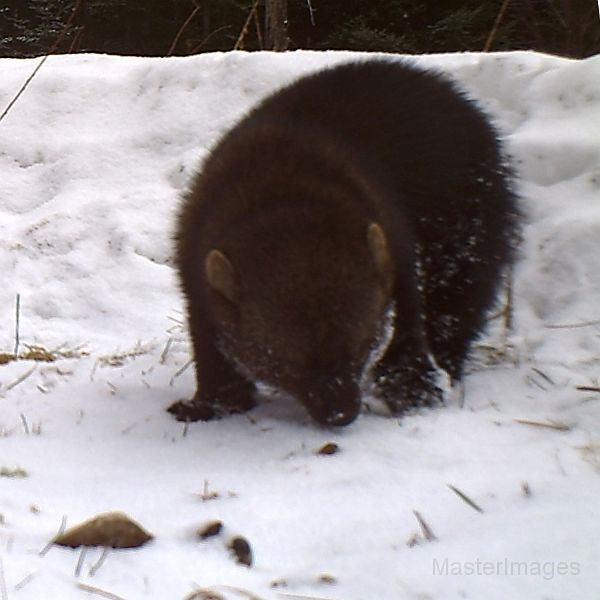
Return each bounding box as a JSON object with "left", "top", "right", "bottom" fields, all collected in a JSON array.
[{"left": 170, "top": 60, "right": 519, "bottom": 426}]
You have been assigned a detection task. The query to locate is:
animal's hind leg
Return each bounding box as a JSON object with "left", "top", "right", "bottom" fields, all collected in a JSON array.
[
  {"left": 372, "top": 305, "right": 444, "bottom": 414},
  {"left": 422, "top": 250, "right": 500, "bottom": 384}
]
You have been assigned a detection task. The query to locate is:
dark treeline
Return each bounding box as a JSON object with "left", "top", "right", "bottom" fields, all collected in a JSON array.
[{"left": 1, "top": 0, "right": 599, "bottom": 59}]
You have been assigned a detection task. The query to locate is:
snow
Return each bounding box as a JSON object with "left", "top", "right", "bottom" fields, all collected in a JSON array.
[{"left": 1, "top": 49, "right": 600, "bottom": 599}]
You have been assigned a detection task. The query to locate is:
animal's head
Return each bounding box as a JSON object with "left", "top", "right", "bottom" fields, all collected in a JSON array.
[{"left": 204, "top": 220, "right": 393, "bottom": 426}]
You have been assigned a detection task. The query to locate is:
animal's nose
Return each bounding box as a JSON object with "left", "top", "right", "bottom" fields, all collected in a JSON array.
[
  {"left": 323, "top": 408, "right": 359, "bottom": 427},
  {"left": 305, "top": 374, "right": 361, "bottom": 426}
]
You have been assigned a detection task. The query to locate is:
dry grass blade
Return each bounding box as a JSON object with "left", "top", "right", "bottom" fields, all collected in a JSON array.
[
  {"left": 89, "top": 546, "right": 111, "bottom": 576},
  {"left": 306, "top": 0, "right": 316, "bottom": 25},
  {"left": 184, "top": 590, "right": 225, "bottom": 600},
  {"left": 170, "top": 358, "right": 193, "bottom": 385},
  {"left": 0, "top": 57, "right": 49, "bottom": 124},
  {"left": 0, "top": 557, "right": 7, "bottom": 600},
  {"left": 14, "top": 573, "right": 35, "bottom": 591},
  {"left": 577, "top": 442, "right": 600, "bottom": 470},
  {"left": 212, "top": 586, "right": 265, "bottom": 600},
  {"left": 1, "top": 343, "right": 88, "bottom": 365},
  {"left": 413, "top": 510, "right": 437, "bottom": 542},
  {"left": 40, "top": 515, "right": 67, "bottom": 556},
  {"left": 196, "top": 480, "right": 220, "bottom": 502},
  {"left": 58, "top": 344, "right": 89, "bottom": 359},
  {"left": 160, "top": 337, "right": 174, "bottom": 364},
  {"left": 77, "top": 583, "right": 127, "bottom": 600},
  {"left": 447, "top": 484, "right": 484, "bottom": 513},
  {"left": 530, "top": 367, "right": 555, "bottom": 386},
  {"left": 0, "top": 353, "right": 14, "bottom": 365},
  {"left": 6, "top": 365, "right": 37, "bottom": 390},
  {"left": 14, "top": 293, "right": 21, "bottom": 356},
  {"left": 278, "top": 593, "right": 340, "bottom": 600},
  {"left": 98, "top": 342, "right": 153, "bottom": 367},
  {"left": 75, "top": 546, "right": 88, "bottom": 577},
  {"left": 20, "top": 345, "right": 56, "bottom": 362},
  {"left": 545, "top": 318, "right": 600, "bottom": 329},
  {"left": 0, "top": 466, "right": 28, "bottom": 478},
  {"left": 514, "top": 418, "right": 571, "bottom": 432}
]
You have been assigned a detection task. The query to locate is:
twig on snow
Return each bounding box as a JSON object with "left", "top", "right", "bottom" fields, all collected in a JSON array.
[
  {"left": 447, "top": 484, "right": 484, "bottom": 513},
  {"left": 160, "top": 337, "right": 173, "bottom": 364},
  {"left": 514, "top": 418, "right": 571, "bottom": 432},
  {"left": 413, "top": 510, "right": 437, "bottom": 542},
  {"left": 14, "top": 293, "right": 21, "bottom": 357},
  {"left": 530, "top": 367, "right": 555, "bottom": 387}
]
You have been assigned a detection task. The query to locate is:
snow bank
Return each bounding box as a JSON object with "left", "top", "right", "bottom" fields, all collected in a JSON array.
[{"left": 1, "top": 50, "right": 599, "bottom": 600}]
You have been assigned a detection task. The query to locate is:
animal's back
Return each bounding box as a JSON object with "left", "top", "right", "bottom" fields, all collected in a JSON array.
[{"left": 244, "top": 60, "right": 509, "bottom": 225}]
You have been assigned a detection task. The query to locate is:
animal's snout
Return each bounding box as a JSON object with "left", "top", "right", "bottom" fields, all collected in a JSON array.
[
  {"left": 322, "top": 408, "right": 359, "bottom": 427},
  {"left": 303, "top": 374, "right": 361, "bottom": 427}
]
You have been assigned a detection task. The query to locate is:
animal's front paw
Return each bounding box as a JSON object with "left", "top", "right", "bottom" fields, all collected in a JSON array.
[
  {"left": 167, "top": 398, "right": 220, "bottom": 422},
  {"left": 167, "top": 382, "right": 257, "bottom": 423},
  {"left": 373, "top": 362, "right": 445, "bottom": 415}
]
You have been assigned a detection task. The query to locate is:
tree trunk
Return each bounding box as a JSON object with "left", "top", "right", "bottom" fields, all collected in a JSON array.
[
  {"left": 265, "top": 0, "right": 288, "bottom": 51},
  {"left": 560, "top": 0, "right": 600, "bottom": 57},
  {"left": 203, "top": 0, "right": 211, "bottom": 41}
]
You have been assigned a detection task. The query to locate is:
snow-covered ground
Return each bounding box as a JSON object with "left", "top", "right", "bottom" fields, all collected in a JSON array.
[{"left": 1, "top": 50, "right": 600, "bottom": 600}]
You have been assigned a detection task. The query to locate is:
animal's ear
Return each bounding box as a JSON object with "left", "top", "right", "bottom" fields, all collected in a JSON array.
[
  {"left": 367, "top": 222, "right": 390, "bottom": 274},
  {"left": 205, "top": 249, "right": 239, "bottom": 303}
]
